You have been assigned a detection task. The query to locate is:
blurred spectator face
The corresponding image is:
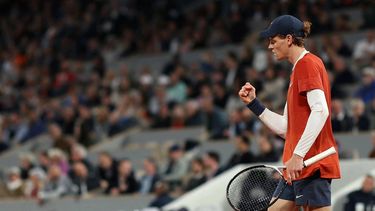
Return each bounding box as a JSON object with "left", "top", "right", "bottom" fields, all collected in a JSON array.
[
  {"left": 63, "top": 107, "right": 75, "bottom": 120},
  {"left": 169, "top": 148, "right": 183, "bottom": 160},
  {"left": 7, "top": 168, "right": 21, "bottom": 183},
  {"left": 241, "top": 107, "right": 253, "bottom": 119},
  {"left": 362, "top": 175, "right": 374, "bottom": 193},
  {"left": 71, "top": 145, "right": 86, "bottom": 162},
  {"left": 48, "top": 124, "right": 62, "bottom": 140},
  {"left": 6, "top": 167, "right": 22, "bottom": 191},
  {"left": 20, "top": 154, "right": 34, "bottom": 169},
  {"left": 352, "top": 99, "right": 365, "bottom": 116},
  {"left": 96, "top": 107, "right": 109, "bottom": 123},
  {"left": 185, "top": 100, "right": 199, "bottom": 117},
  {"left": 331, "top": 99, "right": 343, "bottom": 115},
  {"left": 143, "top": 159, "right": 157, "bottom": 175},
  {"left": 229, "top": 110, "right": 241, "bottom": 124},
  {"left": 191, "top": 159, "right": 204, "bottom": 174},
  {"left": 201, "top": 97, "right": 214, "bottom": 112},
  {"left": 200, "top": 84, "right": 213, "bottom": 98},
  {"left": 203, "top": 154, "right": 215, "bottom": 168},
  {"left": 362, "top": 67, "right": 375, "bottom": 85},
  {"left": 234, "top": 136, "right": 246, "bottom": 151},
  {"left": 48, "top": 165, "right": 61, "bottom": 181},
  {"left": 259, "top": 136, "right": 272, "bottom": 153},
  {"left": 154, "top": 181, "right": 169, "bottom": 196},
  {"left": 332, "top": 57, "right": 346, "bottom": 72},
  {"left": 99, "top": 153, "right": 112, "bottom": 169},
  {"left": 38, "top": 152, "right": 50, "bottom": 168},
  {"left": 78, "top": 106, "right": 91, "bottom": 119},
  {"left": 245, "top": 67, "right": 258, "bottom": 81},
  {"left": 172, "top": 105, "right": 185, "bottom": 120},
  {"left": 156, "top": 104, "right": 169, "bottom": 118},
  {"left": 366, "top": 31, "right": 375, "bottom": 42},
  {"left": 331, "top": 34, "right": 344, "bottom": 50},
  {"left": 73, "top": 162, "right": 88, "bottom": 178},
  {"left": 118, "top": 160, "right": 132, "bottom": 176},
  {"left": 30, "top": 169, "right": 45, "bottom": 183}
]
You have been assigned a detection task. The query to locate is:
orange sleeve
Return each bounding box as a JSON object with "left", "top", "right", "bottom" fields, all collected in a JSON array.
[{"left": 294, "top": 59, "right": 324, "bottom": 95}]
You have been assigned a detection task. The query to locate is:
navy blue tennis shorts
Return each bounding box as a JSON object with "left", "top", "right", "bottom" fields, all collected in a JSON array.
[{"left": 273, "top": 171, "right": 332, "bottom": 207}]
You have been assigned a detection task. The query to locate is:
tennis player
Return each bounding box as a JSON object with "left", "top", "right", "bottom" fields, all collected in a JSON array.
[{"left": 239, "top": 15, "right": 341, "bottom": 211}]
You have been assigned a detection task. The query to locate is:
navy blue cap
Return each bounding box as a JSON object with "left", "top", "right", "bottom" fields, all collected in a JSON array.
[
  {"left": 169, "top": 144, "right": 181, "bottom": 152},
  {"left": 260, "top": 15, "right": 304, "bottom": 38}
]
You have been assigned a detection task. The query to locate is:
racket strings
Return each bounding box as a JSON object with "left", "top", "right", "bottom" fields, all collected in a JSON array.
[{"left": 227, "top": 167, "right": 282, "bottom": 211}]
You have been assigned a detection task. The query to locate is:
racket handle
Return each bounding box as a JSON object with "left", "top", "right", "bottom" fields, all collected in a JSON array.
[
  {"left": 276, "top": 146, "right": 336, "bottom": 169},
  {"left": 303, "top": 146, "right": 336, "bottom": 167}
]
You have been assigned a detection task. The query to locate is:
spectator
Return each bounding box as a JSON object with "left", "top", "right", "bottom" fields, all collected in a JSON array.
[
  {"left": 38, "top": 165, "right": 72, "bottom": 201},
  {"left": 369, "top": 132, "right": 375, "bottom": 158},
  {"left": 183, "top": 157, "right": 207, "bottom": 192},
  {"left": 19, "top": 153, "right": 36, "bottom": 180},
  {"left": 329, "top": 34, "right": 353, "bottom": 58},
  {"left": 23, "top": 168, "right": 46, "bottom": 199},
  {"left": 239, "top": 107, "right": 259, "bottom": 136},
  {"left": 162, "top": 145, "right": 189, "bottom": 189},
  {"left": 139, "top": 158, "right": 161, "bottom": 195},
  {"left": 256, "top": 135, "right": 280, "bottom": 163},
  {"left": 370, "top": 99, "right": 375, "bottom": 130},
  {"left": 227, "top": 108, "right": 246, "bottom": 139},
  {"left": 74, "top": 105, "right": 96, "bottom": 148},
  {"left": 225, "top": 135, "right": 256, "bottom": 170},
  {"left": 184, "top": 100, "right": 204, "bottom": 127},
  {"left": 48, "top": 123, "right": 72, "bottom": 155},
  {"left": 108, "top": 159, "right": 139, "bottom": 195},
  {"left": 151, "top": 104, "right": 172, "bottom": 129},
  {"left": 0, "top": 113, "right": 28, "bottom": 148},
  {"left": 355, "top": 67, "right": 375, "bottom": 104},
  {"left": 37, "top": 151, "right": 51, "bottom": 173},
  {"left": 344, "top": 174, "right": 375, "bottom": 211},
  {"left": 170, "top": 104, "right": 186, "bottom": 129},
  {"left": 331, "top": 99, "right": 354, "bottom": 132},
  {"left": 69, "top": 144, "right": 95, "bottom": 175},
  {"left": 353, "top": 30, "right": 375, "bottom": 66},
  {"left": 148, "top": 181, "right": 174, "bottom": 208},
  {"left": 223, "top": 51, "right": 242, "bottom": 93},
  {"left": 3, "top": 167, "right": 25, "bottom": 198},
  {"left": 351, "top": 99, "right": 371, "bottom": 132},
  {"left": 331, "top": 56, "right": 358, "bottom": 88},
  {"left": 97, "top": 152, "right": 118, "bottom": 194},
  {"left": 203, "top": 151, "right": 224, "bottom": 180},
  {"left": 200, "top": 96, "right": 228, "bottom": 140},
  {"left": 70, "top": 162, "right": 99, "bottom": 198},
  {"left": 166, "top": 67, "right": 188, "bottom": 104},
  {"left": 48, "top": 149, "right": 70, "bottom": 176}
]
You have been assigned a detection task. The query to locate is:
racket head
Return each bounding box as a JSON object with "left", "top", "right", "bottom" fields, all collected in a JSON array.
[{"left": 226, "top": 165, "right": 286, "bottom": 211}]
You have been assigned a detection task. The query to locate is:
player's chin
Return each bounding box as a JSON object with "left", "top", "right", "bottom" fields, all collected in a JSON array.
[{"left": 275, "top": 54, "right": 286, "bottom": 61}]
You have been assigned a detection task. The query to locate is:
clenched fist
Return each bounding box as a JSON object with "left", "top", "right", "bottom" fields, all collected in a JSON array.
[{"left": 238, "top": 82, "right": 256, "bottom": 104}]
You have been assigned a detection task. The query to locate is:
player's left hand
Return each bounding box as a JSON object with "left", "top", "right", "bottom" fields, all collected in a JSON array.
[{"left": 285, "top": 154, "right": 304, "bottom": 184}]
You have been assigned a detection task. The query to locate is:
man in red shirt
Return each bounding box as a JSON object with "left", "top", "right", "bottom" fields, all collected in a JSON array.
[{"left": 239, "top": 15, "right": 341, "bottom": 211}]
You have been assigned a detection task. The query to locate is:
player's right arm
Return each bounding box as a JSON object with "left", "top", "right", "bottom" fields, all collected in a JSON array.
[{"left": 239, "top": 82, "right": 287, "bottom": 137}]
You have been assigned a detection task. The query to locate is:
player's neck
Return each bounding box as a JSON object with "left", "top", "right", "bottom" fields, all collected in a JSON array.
[{"left": 288, "top": 46, "right": 306, "bottom": 65}]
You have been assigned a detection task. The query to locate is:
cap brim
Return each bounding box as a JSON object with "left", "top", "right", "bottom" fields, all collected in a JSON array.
[{"left": 260, "top": 29, "right": 274, "bottom": 38}]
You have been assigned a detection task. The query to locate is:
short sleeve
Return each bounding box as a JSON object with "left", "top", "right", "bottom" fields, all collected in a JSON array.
[{"left": 294, "top": 59, "right": 324, "bottom": 94}]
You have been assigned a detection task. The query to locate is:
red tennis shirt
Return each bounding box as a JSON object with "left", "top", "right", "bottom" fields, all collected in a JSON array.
[{"left": 284, "top": 52, "right": 341, "bottom": 180}]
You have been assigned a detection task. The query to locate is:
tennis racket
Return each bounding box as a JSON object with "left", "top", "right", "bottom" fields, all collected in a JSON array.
[{"left": 226, "top": 146, "right": 336, "bottom": 211}]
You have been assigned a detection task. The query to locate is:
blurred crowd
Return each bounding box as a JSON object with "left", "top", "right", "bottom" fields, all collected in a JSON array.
[
  {"left": 0, "top": 0, "right": 374, "bottom": 208},
  {"left": 0, "top": 134, "right": 282, "bottom": 208}
]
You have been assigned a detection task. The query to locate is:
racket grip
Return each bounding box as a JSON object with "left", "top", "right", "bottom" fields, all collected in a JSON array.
[{"left": 303, "top": 146, "right": 336, "bottom": 167}]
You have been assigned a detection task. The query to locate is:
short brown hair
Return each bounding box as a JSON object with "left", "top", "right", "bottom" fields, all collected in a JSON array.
[{"left": 277, "top": 21, "right": 312, "bottom": 47}]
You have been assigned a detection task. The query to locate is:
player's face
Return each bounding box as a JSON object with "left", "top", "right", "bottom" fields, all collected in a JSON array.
[{"left": 268, "top": 35, "right": 291, "bottom": 60}]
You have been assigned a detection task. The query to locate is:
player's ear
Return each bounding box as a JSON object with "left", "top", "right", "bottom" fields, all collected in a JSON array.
[{"left": 286, "top": 34, "right": 293, "bottom": 45}]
